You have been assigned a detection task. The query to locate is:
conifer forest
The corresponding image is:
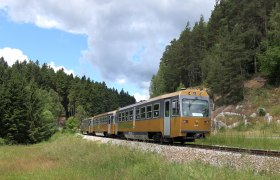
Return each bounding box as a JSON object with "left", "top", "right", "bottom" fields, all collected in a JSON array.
[
  {"left": 0, "top": 58, "right": 135, "bottom": 144},
  {"left": 150, "top": 0, "right": 280, "bottom": 104}
]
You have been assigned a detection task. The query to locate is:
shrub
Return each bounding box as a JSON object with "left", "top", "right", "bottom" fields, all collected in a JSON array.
[
  {"left": 0, "top": 138, "right": 5, "bottom": 145},
  {"left": 257, "top": 107, "right": 266, "bottom": 116},
  {"left": 66, "top": 116, "right": 78, "bottom": 133}
]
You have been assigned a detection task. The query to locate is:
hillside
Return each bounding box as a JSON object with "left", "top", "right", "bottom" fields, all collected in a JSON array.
[
  {"left": 213, "top": 77, "right": 280, "bottom": 128},
  {"left": 150, "top": 0, "right": 280, "bottom": 106},
  {"left": 194, "top": 77, "right": 280, "bottom": 150}
]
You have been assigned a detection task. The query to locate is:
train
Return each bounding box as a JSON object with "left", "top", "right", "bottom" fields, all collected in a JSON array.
[{"left": 81, "top": 88, "right": 212, "bottom": 143}]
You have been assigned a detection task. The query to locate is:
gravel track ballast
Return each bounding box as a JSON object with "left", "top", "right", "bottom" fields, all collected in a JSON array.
[{"left": 82, "top": 135, "right": 280, "bottom": 174}]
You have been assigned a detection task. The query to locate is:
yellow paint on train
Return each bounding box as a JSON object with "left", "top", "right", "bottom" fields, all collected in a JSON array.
[{"left": 118, "top": 118, "right": 163, "bottom": 132}]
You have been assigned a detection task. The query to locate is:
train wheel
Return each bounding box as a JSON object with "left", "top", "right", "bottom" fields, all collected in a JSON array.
[
  {"left": 186, "top": 139, "right": 195, "bottom": 142},
  {"left": 153, "top": 133, "right": 163, "bottom": 144},
  {"left": 104, "top": 132, "right": 108, "bottom": 137},
  {"left": 168, "top": 138, "right": 174, "bottom": 145}
]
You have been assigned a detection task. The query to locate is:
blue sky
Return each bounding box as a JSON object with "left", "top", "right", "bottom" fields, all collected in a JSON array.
[
  {"left": 0, "top": 0, "right": 215, "bottom": 101},
  {"left": 0, "top": 12, "right": 87, "bottom": 72}
]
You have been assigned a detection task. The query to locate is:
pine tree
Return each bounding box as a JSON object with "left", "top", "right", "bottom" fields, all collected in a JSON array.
[
  {"left": 259, "top": 3, "right": 280, "bottom": 85},
  {"left": 203, "top": 25, "right": 246, "bottom": 104},
  {"left": 1, "top": 69, "right": 30, "bottom": 144},
  {"left": 26, "top": 82, "right": 45, "bottom": 143}
]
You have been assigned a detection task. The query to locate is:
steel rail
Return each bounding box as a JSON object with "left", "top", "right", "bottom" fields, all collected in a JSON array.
[
  {"left": 185, "top": 143, "right": 280, "bottom": 157},
  {"left": 83, "top": 134, "right": 280, "bottom": 157}
]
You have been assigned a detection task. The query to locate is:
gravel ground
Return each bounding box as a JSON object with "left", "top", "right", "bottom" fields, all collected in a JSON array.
[{"left": 81, "top": 135, "right": 280, "bottom": 174}]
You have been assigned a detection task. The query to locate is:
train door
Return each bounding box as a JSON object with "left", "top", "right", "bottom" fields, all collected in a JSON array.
[
  {"left": 88, "top": 119, "right": 91, "bottom": 134},
  {"left": 133, "top": 107, "right": 136, "bottom": 128},
  {"left": 108, "top": 116, "right": 111, "bottom": 134},
  {"left": 111, "top": 115, "right": 115, "bottom": 134},
  {"left": 164, "top": 99, "right": 171, "bottom": 137}
]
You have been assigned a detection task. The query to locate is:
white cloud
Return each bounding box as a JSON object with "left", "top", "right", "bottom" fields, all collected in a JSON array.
[
  {"left": 116, "top": 78, "right": 126, "bottom": 84},
  {"left": 0, "top": 48, "right": 75, "bottom": 75},
  {"left": 0, "top": 47, "right": 29, "bottom": 66},
  {"left": 134, "top": 92, "right": 149, "bottom": 102},
  {"left": 49, "top": 61, "right": 75, "bottom": 76},
  {"left": 133, "top": 87, "right": 150, "bottom": 102},
  {"left": 35, "top": 14, "right": 60, "bottom": 29},
  {"left": 0, "top": 0, "right": 216, "bottom": 94}
]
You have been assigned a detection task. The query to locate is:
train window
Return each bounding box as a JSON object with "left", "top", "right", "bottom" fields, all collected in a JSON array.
[
  {"left": 140, "top": 107, "right": 146, "bottom": 119},
  {"left": 122, "top": 112, "right": 125, "bottom": 122},
  {"left": 172, "top": 99, "right": 180, "bottom": 116},
  {"left": 182, "top": 99, "right": 209, "bottom": 117},
  {"left": 125, "top": 111, "right": 129, "bottom": 121},
  {"left": 165, "top": 101, "right": 170, "bottom": 117},
  {"left": 111, "top": 116, "right": 114, "bottom": 124},
  {"left": 153, "top": 103, "right": 160, "bottom": 118},
  {"left": 108, "top": 116, "right": 110, "bottom": 124},
  {"left": 118, "top": 113, "right": 122, "bottom": 122},
  {"left": 136, "top": 108, "right": 140, "bottom": 120},
  {"left": 129, "top": 110, "right": 133, "bottom": 121},
  {"left": 147, "top": 105, "right": 152, "bottom": 118}
]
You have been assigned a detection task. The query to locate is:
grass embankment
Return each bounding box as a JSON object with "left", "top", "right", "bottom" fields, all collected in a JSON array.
[
  {"left": 197, "top": 121, "right": 280, "bottom": 150},
  {"left": 0, "top": 133, "right": 279, "bottom": 179},
  {"left": 197, "top": 87, "right": 280, "bottom": 150}
]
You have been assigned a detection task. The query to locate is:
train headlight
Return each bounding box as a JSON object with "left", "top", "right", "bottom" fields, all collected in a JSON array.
[{"left": 183, "top": 120, "right": 188, "bottom": 124}]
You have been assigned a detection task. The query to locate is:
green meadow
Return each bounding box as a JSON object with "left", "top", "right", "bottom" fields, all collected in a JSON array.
[{"left": 0, "top": 133, "right": 279, "bottom": 180}]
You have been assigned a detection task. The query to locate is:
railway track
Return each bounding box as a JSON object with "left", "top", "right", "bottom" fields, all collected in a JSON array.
[
  {"left": 83, "top": 134, "right": 280, "bottom": 158},
  {"left": 83, "top": 134, "right": 280, "bottom": 173},
  {"left": 184, "top": 143, "right": 280, "bottom": 158}
]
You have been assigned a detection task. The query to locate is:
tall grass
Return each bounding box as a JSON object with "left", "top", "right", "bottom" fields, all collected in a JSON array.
[
  {"left": 246, "top": 87, "right": 280, "bottom": 118},
  {"left": 198, "top": 121, "right": 280, "bottom": 150},
  {"left": 0, "top": 133, "right": 279, "bottom": 179},
  {"left": 203, "top": 87, "right": 280, "bottom": 150},
  {"left": 270, "top": 105, "right": 280, "bottom": 116}
]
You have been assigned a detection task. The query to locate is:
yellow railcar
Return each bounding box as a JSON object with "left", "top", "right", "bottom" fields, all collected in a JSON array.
[
  {"left": 81, "top": 118, "right": 92, "bottom": 134},
  {"left": 115, "top": 88, "right": 211, "bottom": 143},
  {"left": 91, "top": 111, "right": 116, "bottom": 136},
  {"left": 87, "top": 88, "right": 211, "bottom": 143}
]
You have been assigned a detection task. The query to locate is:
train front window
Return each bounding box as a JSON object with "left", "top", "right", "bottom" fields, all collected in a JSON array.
[{"left": 182, "top": 99, "right": 209, "bottom": 117}]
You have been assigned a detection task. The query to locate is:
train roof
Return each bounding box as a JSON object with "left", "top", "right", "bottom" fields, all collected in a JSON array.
[
  {"left": 93, "top": 110, "right": 117, "bottom": 118},
  {"left": 119, "top": 88, "right": 209, "bottom": 111}
]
